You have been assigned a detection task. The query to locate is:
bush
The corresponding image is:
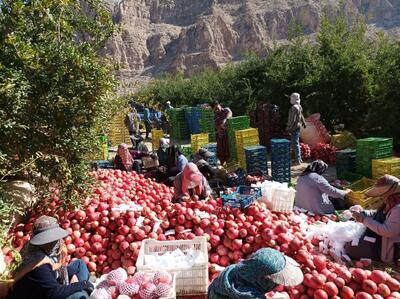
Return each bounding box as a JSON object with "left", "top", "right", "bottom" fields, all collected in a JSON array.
[
  {"left": 0, "top": 0, "right": 118, "bottom": 206},
  {"left": 135, "top": 14, "right": 400, "bottom": 148}
]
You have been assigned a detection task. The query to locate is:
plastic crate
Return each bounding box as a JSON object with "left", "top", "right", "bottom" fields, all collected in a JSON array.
[
  {"left": 191, "top": 133, "right": 210, "bottom": 152},
  {"left": 346, "top": 177, "right": 383, "bottom": 209},
  {"left": 330, "top": 131, "right": 356, "bottom": 150},
  {"left": 372, "top": 157, "right": 400, "bottom": 179},
  {"left": 136, "top": 237, "right": 208, "bottom": 296},
  {"left": 269, "top": 187, "right": 295, "bottom": 212},
  {"left": 151, "top": 129, "right": 164, "bottom": 150},
  {"left": 221, "top": 186, "right": 261, "bottom": 209}
]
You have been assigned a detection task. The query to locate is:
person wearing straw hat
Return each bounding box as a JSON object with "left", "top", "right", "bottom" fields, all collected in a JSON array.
[
  {"left": 346, "top": 175, "right": 400, "bottom": 264},
  {"left": 7, "top": 216, "right": 94, "bottom": 299},
  {"left": 208, "top": 248, "right": 303, "bottom": 299}
]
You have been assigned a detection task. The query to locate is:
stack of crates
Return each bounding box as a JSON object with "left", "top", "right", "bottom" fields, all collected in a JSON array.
[
  {"left": 356, "top": 137, "right": 393, "bottom": 177},
  {"left": 227, "top": 116, "right": 250, "bottom": 162},
  {"left": 245, "top": 145, "right": 268, "bottom": 174},
  {"left": 372, "top": 157, "right": 400, "bottom": 179},
  {"left": 336, "top": 149, "right": 356, "bottom": 180},
  {"left": 235, "top": 128, "right": 260, "bottom": 169},
  {"left": 108, "top": 109, "right": 131, "bottom": 146},
  {"left": 199, "top": 108, "right": 216, "bottom": 142},
  {"left": 191, "top": 133, "right": 209, "bottom": 152},
  {"left": 202, "top": 143, "right": 218, "bottom": 166},
  {"left": 271, "top": 139, "right": 291, "bottom": 183},
  {"left": 151, "top": 129, "right": 164, "bottom": 151},
  {"left": 185, "top": 107, "right": 202, "bottom": 134},
  {"left": 168, "top": 108, "right": 189, "bottom": 140}
]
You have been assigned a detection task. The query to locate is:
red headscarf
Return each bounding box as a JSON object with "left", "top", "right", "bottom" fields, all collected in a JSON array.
[
  {"left": 117, "top": 143, "right": 133, "bottom": 170},
  {"left": 181, "top": 163, "right": 204, "bottom": 196}
]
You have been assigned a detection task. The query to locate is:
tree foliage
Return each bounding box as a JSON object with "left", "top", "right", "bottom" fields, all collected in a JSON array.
[
  {"left": 136, "top": 14, "right": 400, "bottom": 147},
  {"left": 0, "top": 0, "right": 117, "bottom": 206}
]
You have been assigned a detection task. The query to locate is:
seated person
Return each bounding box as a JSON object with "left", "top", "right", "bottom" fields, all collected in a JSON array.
[
  {"left": 156, "top": 138, "right": 169, "bottom": 167},
  {"left": 173, "top": 163, "right": 211, "bottom": 203},
  {"left": 114, "top": 143, "right": 156, "bottom": 173},
  {"left": 346, "top": 175, "right": 400, "bottom": 264},
  {"left": 192, "top": 148, "right": 217, "bottom": 181},
  {"left": 295, "top": 160, "right": 351, "bottom": 215},
  {"left": 208, "top": 248, "right": 303, "bottom": 299},
  {"left": 7, "top": 216, "right": 93, "bottom": 299},
  {"left": 167, "top": 145, "right": 188, "bottom": 177}
]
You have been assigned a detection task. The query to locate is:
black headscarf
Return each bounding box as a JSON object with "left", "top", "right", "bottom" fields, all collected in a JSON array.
[{"left": 301, "top": 160, "right": 328, "bottom": 176}]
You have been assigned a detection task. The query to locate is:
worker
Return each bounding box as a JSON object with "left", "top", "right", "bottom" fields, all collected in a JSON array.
[
  {"left": 7, "top": 216, "right": 94, "bottom": 299},
  {"left": 167, "top": 145, "right": 188, "bottom": 175},
  {"left": 173, "top": 163, "right": 211, "bottom": 203},
  {"left": 165, "top": 101, "right": 173, "bottom": 110},
  {"left": 208, "top": 248, "right": 303, "bottom": 299},
  {"left": 143, "top": 104, "right": 152, "bottom": 139},
  {"left": 295, "top": 160, "right": 351, "bottom": 215},
  {"left": 286, "top": 93, "right": 306, "bottom": 166},
  {"left": 114, "top": 143, "right": 157, "bottom": 173},
  {"left": 192, "top": 148, "right": 217, "bottom": 181},
  {"left": 346, "top": 175, "right": 400, "bottom": 264},
  {"left": 157, "top": 138, "right": 170, "bottom": 167},
  {"left": 124, "top": 106, "right": 140, "bottom": 148},
  {"left": 211, "top": 101, "right": 232, "bottom": 165}
]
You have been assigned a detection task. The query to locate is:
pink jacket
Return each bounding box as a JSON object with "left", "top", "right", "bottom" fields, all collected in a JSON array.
[{"left": 363, "top": 205, "right": 400, "bottom": 263}]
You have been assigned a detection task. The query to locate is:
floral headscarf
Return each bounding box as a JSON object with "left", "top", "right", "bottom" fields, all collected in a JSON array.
[
  {"left": 181, "top": 163, "right": 204, "bottom": 196},
  {"left": 118, "top": 143, "right": 133, "bottom": 170}
]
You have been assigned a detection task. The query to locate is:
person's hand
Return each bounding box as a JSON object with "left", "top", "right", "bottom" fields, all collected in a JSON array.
[
  {"left": 352, "top": 211, "right": 365, "bottom": 223},
  {"left": 82, "top": 281, "right": 94, "bottom": 294},
  {"left": 70, "top": 275, "right": 78, "bottom": 283},
  {"left": 344, "top": 189, "right": 352, "bottom": 194}
]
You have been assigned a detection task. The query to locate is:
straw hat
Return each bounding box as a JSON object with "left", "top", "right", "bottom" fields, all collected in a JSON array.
[{"left": 366, "top": 174, "right": 400, "bottom": 198}]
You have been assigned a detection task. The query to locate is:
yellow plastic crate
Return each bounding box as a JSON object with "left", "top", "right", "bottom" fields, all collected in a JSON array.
[
  {"left": 330, "top": 131, "right": 356, "bottom": 150},
  {"left": 151, "top": 129, "right": 164, "bottom": 150},
  {"left": 235, "top": 128, "right": 259, "bottom": 170},
  {"left": 191, "top": 133, "right": 209, "bottom": 152},
  {"left": 372, "top": 157, "right": 400, "bottom": 179},
  {"left": 346, "top": 177, "right": 383, "bottom": 209},
  {"left": 107, "top": 108, "right": 131, "bottom": 146}
]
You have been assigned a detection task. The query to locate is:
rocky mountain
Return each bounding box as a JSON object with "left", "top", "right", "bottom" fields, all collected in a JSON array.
[{"left": 102, "top": 0, "right": 400, "bottom": 93}]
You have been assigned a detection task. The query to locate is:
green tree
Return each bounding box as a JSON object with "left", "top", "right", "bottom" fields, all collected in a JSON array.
[{"left": 0, "top": 0, "right": 117, "bottom": 206}]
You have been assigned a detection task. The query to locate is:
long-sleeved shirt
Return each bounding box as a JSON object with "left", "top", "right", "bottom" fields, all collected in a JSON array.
[
  {"left": 173, "top": 172, "right": 211, "bottom": 202},
  {"left": 124, "top": 112, "right": 139, "bottom": 133},
  {"left": 295, "top": 172, "right": 347, "bottom": 215},
  {"left": 287, "top": 104, "right": 306, "bottom": 133},
  {"left": 143, "top": 108, "right": 151, "bottom": 122},
  {"left": 363, "top": 205, "right": 400, "bottom": 263},
  {"left": 8, "top": 264, "right": 85, "bottom": 299},
  {"left": 114, "top": 151, "right": 150, "bottom": 171},
  {"left": 177, "top": 154, "right": 188, "bottom": 172}
]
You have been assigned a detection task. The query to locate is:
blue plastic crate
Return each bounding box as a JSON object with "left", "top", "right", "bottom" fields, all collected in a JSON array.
[{"left": 222, "top": 186, "right": 262, "bottom": 209}]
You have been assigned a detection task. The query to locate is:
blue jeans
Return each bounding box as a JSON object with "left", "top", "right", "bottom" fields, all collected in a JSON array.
[
  {"left": 66, "top": 260, "right": 90, "bottom": 299},
  {"left": 291, "top": 129, "right": 301, "bottom": 162}
]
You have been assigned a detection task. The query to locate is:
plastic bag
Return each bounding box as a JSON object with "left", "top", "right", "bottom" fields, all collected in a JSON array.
[{"left": 300, "top": 113, "right": 331, "bottom": 149}]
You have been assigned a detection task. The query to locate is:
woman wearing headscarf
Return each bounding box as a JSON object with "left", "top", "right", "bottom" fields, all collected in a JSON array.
[
  {"left": 167, "top": 145, "right": 188, "bottom": 176},
  {"left": 346, "top": 175, "right": 400, "bottom": 264},
  {"left": 7, "top": 216, "right": 93, "bottom": 299},
  {"left": 295, "top": 160, "right": 351, "bottom": 215},
  {"left": 114, "top": 143, "right": 156, "bottom": 173},
  {"left": 286, "top": 93, "right": 306, "bottom": 166},
  {"left": 173, "top": 163, "right": 211, "bottom": 203},
  {"left": 208, "top": 248, "right": 303, "bottom": 299}
]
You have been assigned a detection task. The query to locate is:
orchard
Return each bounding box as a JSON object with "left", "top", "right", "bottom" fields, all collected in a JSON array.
[{"left": 5, "top": 169, "right": 400, "bottom": 298}]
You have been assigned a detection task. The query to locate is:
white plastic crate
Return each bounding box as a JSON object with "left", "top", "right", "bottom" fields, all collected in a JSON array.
[
  {"left": 136, "top": 237, "right": 209, "bottom": 296},
  {"left": 269, "top": 187, "right": 296, "bottom": 212}
]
